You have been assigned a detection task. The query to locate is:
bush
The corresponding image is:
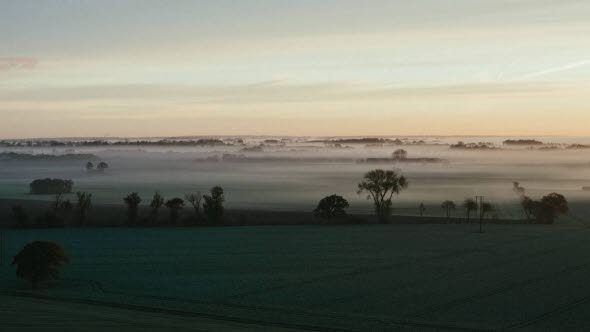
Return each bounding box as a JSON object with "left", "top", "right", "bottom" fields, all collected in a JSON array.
[
  {"left": 12, "top": 241, "right": 69, "bottom": 288},
  {"left": 29, "top": 178, "right": 73, "bottom": 195},
  {"left": 313, "top": 195, "right": 349, "bottom": 219}
]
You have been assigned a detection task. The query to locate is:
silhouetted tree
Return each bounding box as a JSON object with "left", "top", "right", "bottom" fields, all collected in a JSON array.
[
  {"left": 12, "top": 241, "right": 69, "bottom": 289},
  {"left": 480, "top": 202, "right": 494, "bottom": 219},
  {"left": 203, "top": 186, "right": 225, "bottom": 223},
  {"left": 357, "top": 169, "right": 408, "bottom": 223},
  {"left": 419, "top": 203, "right": 426, "bottom": 217},
  {"left": 76, "top": 192, "right": 92, "bottom": 226},
  {"left": 85, "top": 161, "right": 94, "bottom": 171},
  {"left": 463, "top": 199, "right": 478, "bottom": 222},
  {"left": 123, "top": 192, "right": 142, "bottom": 225},
  {"left": 11, "top": 205, "right": 29, "bottom": 227},
  {"left": 165, "top": 198, "right": 184, "bottom": 224},
  {"left": 149, "top": 192, "right": 164, "bottom": 224},
  {"left": 520, "top": 196, "right": 534, "bottom": 220},
  {"left": 513, "top": 182, "right": 525, "bottom": 195},
  {"left": 313, "top": 195, "right": 349, "bottom": 219},
  {"left": 185, "top": 192, "right": 203, "bottom": 222},
  {"left": 441, "top": 200, "right": 456, "bottom": 219},
  {"left": 392, "top": 149, "right": 408, "bottom": 160},
  {"left": 532, "top": 193, "right": 568, "bottom": 224}
]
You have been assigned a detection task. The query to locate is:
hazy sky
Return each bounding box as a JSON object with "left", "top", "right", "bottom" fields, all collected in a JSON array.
[{"left": 1, "top": 0, "right": 590, "bottom": 138}]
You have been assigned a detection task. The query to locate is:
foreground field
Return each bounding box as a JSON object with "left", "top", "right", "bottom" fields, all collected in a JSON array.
[{"left": 2, "top": 223, "right": 590, "bottom": 331}]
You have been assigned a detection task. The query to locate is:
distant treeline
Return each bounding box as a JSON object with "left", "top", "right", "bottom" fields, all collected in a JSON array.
[
  {"left": 30, "top": 178, "right": 73, "bottom": 195},
  {"left": 450, "top": 142, "right": 499, "bottom": 150},
  {"left": 309, "top": 138, "right": 426, "bottom": 145},
  {"left": 503, "top": 139, "right": 544, "bottom": 146},
  {"left": 0, "top": 139, "right": 231, "bottom": 147},
  {"left": 0, "top": 152, "right": 97, "bottom": 161}
]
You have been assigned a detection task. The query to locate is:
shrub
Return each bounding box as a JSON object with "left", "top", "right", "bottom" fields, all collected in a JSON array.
[
  {"left": 12, "top": 241, "right": 69, "bottom": 288},
  {"left": 11, "top": 205, "right": 29, "bottom": 227}
]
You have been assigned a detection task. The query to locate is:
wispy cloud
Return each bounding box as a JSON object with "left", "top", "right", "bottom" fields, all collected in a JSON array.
[
  {"left": 0, "top": 57, "right": 38, "bottom": 71},
  {"left": 511, "top": 59, "right": 590, "bottom": 81}
]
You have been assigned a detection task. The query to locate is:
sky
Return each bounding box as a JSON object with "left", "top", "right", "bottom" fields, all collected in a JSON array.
[{"left": 1, "top": 0, "right": 590, "bottom": 138}]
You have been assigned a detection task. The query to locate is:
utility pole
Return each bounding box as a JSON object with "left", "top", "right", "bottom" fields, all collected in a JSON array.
[
  {"left": 0, "top": 230, "right": 4, "bottom": 266},
  {"left": 475, "top": 196, "right": 484, "bottom": 233}
]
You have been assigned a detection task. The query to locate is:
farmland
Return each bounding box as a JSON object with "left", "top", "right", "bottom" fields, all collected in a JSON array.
[{"left": 2, "top": 223, "right": 590, "bottom": 330}]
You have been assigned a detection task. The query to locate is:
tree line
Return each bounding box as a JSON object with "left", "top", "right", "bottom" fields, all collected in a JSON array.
[{"left": 11, "top": 169, "right": 569, "bottom": 228}]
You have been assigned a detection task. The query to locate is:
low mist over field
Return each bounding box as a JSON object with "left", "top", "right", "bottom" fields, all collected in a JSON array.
[{"left": 1, "top": 136, "right": 589, "bottom": 219}]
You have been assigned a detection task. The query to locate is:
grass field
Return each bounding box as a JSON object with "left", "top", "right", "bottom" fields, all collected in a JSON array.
[{"left": 2, "top": 223, "right": 590, "bottom": 331}]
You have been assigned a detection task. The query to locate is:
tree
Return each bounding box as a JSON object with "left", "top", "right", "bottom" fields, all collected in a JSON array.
[
  {"left": 463, "top": 199, "right": 478, "bottom": 222},
  {"left": 481, "top": 202, "right": 494, "bottom": 219},
  {"left": 185, "top": 192, "right": 203, "bottom": 222},
  {"left": 12, "top": 241, "right": 69, "bottom": 289},
  {"left": 520, "top": 196, "right": 534, "bottom": 220},
  {"left": 203, "top": 186, "right": 225, "bottom": 223},
  {"left": 85, "top": 161, "right": 94, "bottom": 171},
  {"left": 76, "top": 191, "right": 92, "bottom": 226},
  {"left": 513, "top": 182, "right": 525, "bottom": 196},
  {"left": 441, "top": 200, "right": 456, "bottom": 219},
  {"left": 533, "top": 193, "right": 568, "bottom": 224},
  {"left": 392, "top": 149, "right": 408, "bottom": 160},
  {"left": 123, "top": 192, "right": 142, "bottom": 225},
  {"left": 165, "top": 198, "right": 184, "bottom": 224},
  {"left": 313, "top": 195, "right": 349, "bottom": 219},
  {"left": 149, "top": 192, "right": 164, "bottom": 224},
  {"left": 97, "top": 162, "right": 109, "bottom": 172},
  {"left": 357, "top": 169, "right": 408, "bottom": 223},
  {"left": 419, "top": 203, "right": 426, "bottom": 217}
]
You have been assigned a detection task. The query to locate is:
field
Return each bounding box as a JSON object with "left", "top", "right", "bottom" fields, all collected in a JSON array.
[{"left": 3, "top": 223, "right": 590, "bottom": 331}]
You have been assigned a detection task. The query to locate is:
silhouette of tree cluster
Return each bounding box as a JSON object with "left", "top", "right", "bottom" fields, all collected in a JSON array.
[{"left": 29, "top": 178, "right": 73, "bottom": 194}]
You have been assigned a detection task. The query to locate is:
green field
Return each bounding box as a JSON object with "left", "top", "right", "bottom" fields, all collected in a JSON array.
[{"left": 2, "top": 223, "right": 590, "bottom": 331}]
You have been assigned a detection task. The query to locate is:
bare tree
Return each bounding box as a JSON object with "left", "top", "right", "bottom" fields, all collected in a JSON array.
[
  {"left": 441, "top": 200, "right": 456, "bottom": 219},
  {"left": 149, "top": 192, "right": 164, "bottom": 224},
  {"left": 76, "top": 192, "right": 92, "bottom": 226},
  {"left": 185, "top": 192, "right": 203, "bottom": 221}
]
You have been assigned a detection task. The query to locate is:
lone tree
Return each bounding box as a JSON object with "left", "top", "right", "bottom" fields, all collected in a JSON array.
[
  {"left": 185, "top": 192, "right": 203, "bottom": 222},
  {"left": 12, "top": 241, "right": 69, "bottom": 289},
  {"left": 97, "top": 162, "right": 109, "bottom": 172},
  {"left": 76, "top": 191, "right": 92, "bottom": 226},
  {"left": 357, "top": 169, "right": 408, "bottom": 223},
  {"left": 419, "top": 203, "right": 426, "bottom": 217},
  {"left": 165, "top": 198, "right": 184, "bottom": 224},
  {"left": 313, "top": 194, "right": 349, "bottom": 219},
  {"left": 533, "top": 193, "right": 568, "bottom": 224},
  {"left": 463, "top": 198, "right": 478, "bottom": 222},
  {"left": 203, "top": 186, "right": 225, "bottom": 223},
  {"left": 392, "top": 149, "right": 408, "bottom": 160},
  {"left": 441, "top": 200, "right": 456, "bottom": 219},
  {"left": 149, "top": 192, "right": 164, "bottom": 224},
  {"left": 85, "top": 161, "right": 94, "bottom": 171},
  {"left": 123, "top": 192, "right": 142, "bottom": 225}
]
